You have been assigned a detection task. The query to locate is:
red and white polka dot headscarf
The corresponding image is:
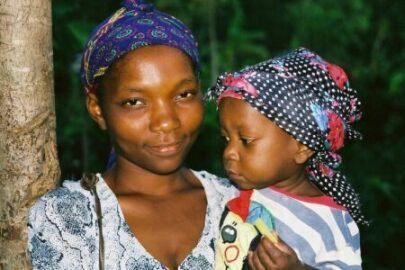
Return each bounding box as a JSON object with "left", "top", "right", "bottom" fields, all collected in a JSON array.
[{"left": 207, "top": 47, "right": 368, "bottom": 225}]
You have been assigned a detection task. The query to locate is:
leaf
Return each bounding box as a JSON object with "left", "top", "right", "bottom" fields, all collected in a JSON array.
[
  {"left": 389, "top": 72, "right": 405, "bottom": 95},
  {"left": 67, "top": 21, "right": 94, "bottom": 46}
]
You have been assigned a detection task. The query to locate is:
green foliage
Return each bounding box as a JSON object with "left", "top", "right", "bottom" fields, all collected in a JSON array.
[
  {"left": 288, "top": 0, "right": 371, "bottom": 52},
  {"left": 53, "top": 0, "right": 404, "bottom": 268}
]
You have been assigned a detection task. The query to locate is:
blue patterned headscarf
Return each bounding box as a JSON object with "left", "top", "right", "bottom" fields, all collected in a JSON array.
[
  {"left": 208, "top": 48, "right": 367, "bottom": 225},
  {"left": 81, "top": 0, "right": 200, "bottom": 94}
]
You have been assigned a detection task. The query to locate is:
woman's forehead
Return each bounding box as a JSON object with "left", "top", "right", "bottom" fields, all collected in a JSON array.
[{"left": 105, "top": 46, "right": 197, "bottom": 90}]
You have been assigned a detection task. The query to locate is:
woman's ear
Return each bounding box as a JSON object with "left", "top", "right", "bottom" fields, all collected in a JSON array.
[
  {"left": 294, "top": 143, "right": 314, "bottom": 164},
  {"left": 86, "top": 93, "right": 107, "bottom": 130}
]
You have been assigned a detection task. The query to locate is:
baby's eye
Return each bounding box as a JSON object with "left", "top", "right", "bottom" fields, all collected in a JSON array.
[
  {"left": 220, "top": 135, "right": 230, "bottom": 144},
  {"left": 240, "top": 137, "right": 253, "bottom": 145},
  {"left": 121, "top": 98, "right": 145, "bottom": 107}
]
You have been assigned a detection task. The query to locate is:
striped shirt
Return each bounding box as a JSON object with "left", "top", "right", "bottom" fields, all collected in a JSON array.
[
  {"left": 255, "top": 187, "right": 362, "bottom": 269},
  {"left": 216, "top": 187, "right": 362, "bottom": 269}
]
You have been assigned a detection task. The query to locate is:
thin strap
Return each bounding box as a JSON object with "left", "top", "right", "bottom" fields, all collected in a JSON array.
[{"left": 80, "top": 173, "right": 105, "bottom": 270}]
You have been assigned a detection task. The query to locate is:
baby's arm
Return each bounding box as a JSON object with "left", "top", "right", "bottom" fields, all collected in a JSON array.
[{"left": 248, "top": 237, "right": 314, "bottom": 270}]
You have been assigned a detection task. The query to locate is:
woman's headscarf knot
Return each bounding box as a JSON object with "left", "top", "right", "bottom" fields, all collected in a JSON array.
[{"left": 122, "top": 0, "right": 154, "bottom": 12}]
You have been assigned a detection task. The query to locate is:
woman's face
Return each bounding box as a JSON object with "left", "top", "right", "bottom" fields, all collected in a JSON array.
[{"left": 87, "top": 45, "right": 203, "bottom": 175}]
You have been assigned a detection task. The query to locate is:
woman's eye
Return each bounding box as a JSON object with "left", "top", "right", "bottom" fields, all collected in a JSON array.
[
  {"left": 176, "top": 90, "right": 196, "bottom": 100},
  {"left": 121, "top": 98, "right": 144, "bottom": 107}
]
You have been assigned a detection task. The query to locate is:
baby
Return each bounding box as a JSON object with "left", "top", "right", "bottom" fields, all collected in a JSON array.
[{"left": 207, "top": 48, "right": 366, "bottom": 269}]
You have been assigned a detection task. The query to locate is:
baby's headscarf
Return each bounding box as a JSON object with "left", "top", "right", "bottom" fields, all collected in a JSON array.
[
  {"left": 207, "top": 47, "right": 367, "bottom": 225},
  {"left": 80, "top": 0, "right": 200, "bottom": 95}
]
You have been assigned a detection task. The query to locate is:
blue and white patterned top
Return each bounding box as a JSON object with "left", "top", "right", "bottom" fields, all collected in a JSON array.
[{"left": 28, "top": 170, "right": 237, "bottom": 270}]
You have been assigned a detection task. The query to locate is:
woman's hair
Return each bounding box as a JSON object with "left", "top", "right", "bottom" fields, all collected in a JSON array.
[
  {"left": 80, "top": 0, "right": 200, "bottom": 96},
  {"left": 207, "top": 47, "right": 368, "bottom": 225}
]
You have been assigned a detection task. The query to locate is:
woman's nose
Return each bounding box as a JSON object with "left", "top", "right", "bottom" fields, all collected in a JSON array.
[{"left": 150, "top": 102, "right": 180, "bottom": 133}]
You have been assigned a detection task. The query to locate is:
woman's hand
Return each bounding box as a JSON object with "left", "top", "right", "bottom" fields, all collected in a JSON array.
[{"left": 248, "top": 236, "right": 311, "bottom": 270}]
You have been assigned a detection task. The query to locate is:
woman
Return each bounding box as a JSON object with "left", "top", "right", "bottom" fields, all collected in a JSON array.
[{"left": 28, "top": 1, "right": 236, "bottom": 269}]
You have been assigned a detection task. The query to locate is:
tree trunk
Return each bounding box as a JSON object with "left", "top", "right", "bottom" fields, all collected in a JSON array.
[{"left": 0, "top": 0, "right": 60, "bottom": 269}]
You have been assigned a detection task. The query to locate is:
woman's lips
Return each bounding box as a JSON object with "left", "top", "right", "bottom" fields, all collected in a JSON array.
[{"left": 147, "top": 141, "right": 184, "bottom": 156}]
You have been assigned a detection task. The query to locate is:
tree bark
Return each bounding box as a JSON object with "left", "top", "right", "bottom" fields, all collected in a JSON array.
[{"left": 0, "top": 0, "right": 60, "bottom": 269}]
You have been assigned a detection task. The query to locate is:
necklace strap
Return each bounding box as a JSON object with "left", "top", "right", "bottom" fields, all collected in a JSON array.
[{"left": 80, "top": 173, "right": 104, "bottom": 270}]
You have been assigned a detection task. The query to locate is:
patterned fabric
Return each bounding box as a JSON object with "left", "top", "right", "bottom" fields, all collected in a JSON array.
[
  {"left": 217, "top": 188, "right": 362, "bottom": 269},
  {"left": 215, "top": 190, "right": 275, "bottom": 270},
  {"left": 28, "top": 171, "right": 238, "bottom": 270},
  {"left": 80, "top": 0, "right": 200, "bottom": 94},
  {"left": 255, "top": 188, "right": 362, "bottom": 269},
  {"left": 215, "top": 209, "right": 260, "bottom": 270},
  {"left": 207, "top": 47, "right": 367, "bottom": 225}
]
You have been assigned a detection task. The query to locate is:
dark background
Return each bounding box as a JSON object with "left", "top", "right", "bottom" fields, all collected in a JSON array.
[{"left": 53, "top": 0, "right": 404, "bottom": 268}]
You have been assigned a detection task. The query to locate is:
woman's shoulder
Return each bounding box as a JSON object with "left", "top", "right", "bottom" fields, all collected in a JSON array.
[
  {"left": 192, "top": 170, "right": 238, "bottom": 197},
  {"left": 193, "top": 170, "right": 233, "bottom": 187},
  {"left": 28, "top": 179, "right": 99, "bottom": 269},
  {"left": 31, "top": 179, "right": 90, "bottom": 203},
  {"left": 28, "top": 179, "right": 93, "bottom": 225},
  {"left": 28, "top": 178, "right": 98, "bottom": 241}
]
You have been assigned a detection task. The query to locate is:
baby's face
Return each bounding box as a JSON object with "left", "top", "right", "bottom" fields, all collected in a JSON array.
[{"left": 219, "top": 98, "right": 300, "bottom": 189}]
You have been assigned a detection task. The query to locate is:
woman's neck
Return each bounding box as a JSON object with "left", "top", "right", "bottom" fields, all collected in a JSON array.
[{"left": 103, "top": 157, "right": 195, "bottom": 197}]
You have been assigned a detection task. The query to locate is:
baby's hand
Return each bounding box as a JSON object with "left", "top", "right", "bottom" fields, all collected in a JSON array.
[{"left": 248, "top": 236, "right": 309, "bottom": 270}]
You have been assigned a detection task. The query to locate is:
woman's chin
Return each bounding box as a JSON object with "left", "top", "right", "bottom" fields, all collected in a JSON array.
[{"left": 146, "top": 161, "right": 184, "bottom": 175}]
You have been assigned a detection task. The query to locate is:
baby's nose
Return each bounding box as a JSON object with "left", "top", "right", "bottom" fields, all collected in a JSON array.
[{"left": 223, "top": 143, "right": 239, "bottom": 162}]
